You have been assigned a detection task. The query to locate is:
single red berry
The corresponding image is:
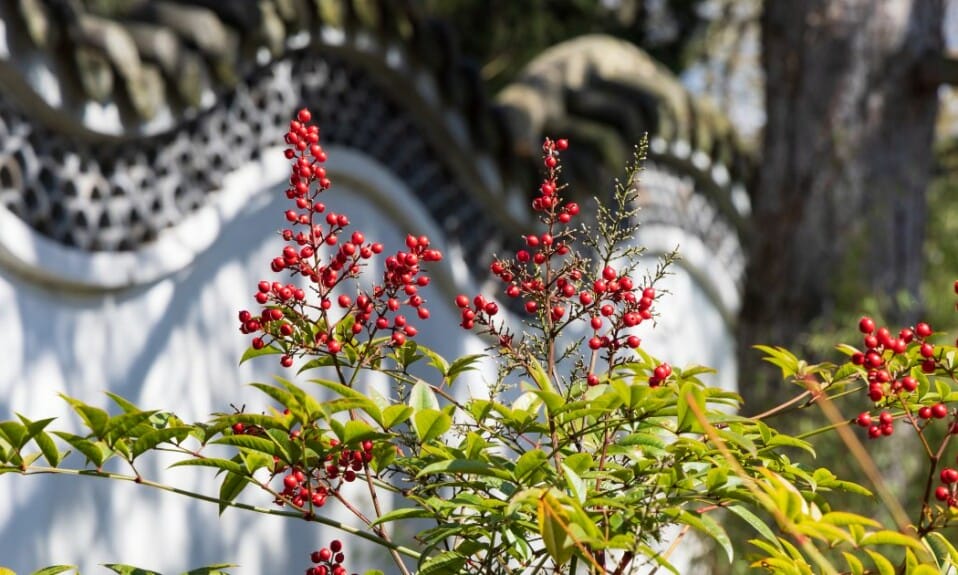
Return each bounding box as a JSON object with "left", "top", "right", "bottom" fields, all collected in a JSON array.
[
  {"left": 919, "top": 406, "right": 933, "bottom": 419},
  {"left": 555, "top": 138, "right": 569, "bottom": 151},
  {"left": 280, "top": 355, "right": 294, "bottom": 368},
  {"left": 941, "top": 468, "right": 958, "bottom": 484},
  {"left": 858, "top": 316, "right": 875, "bottom": 334},
  {"left": 900, "top": 376, "right": 918, "bottom": 392},
  {"left": 855, "top": 413, "right": 872, "bottom": 427},
  {"left": 936, "top": 486, "right": 950, "bottom": 501},
  {"left": 932, "top": 403, "right": 949, "bottom": 419},
  {"left": 588, "top": 337, "right": 602, "bottom": 350},
  {"left": 455, "top": 295, "right": 469, "bottom": 308},
  {"left": 867, "top": 425, "right": 881, "bottom": 439},
  {"left": 586, "top": 373, "right": 599, "bottom": 386},
  {"left": 922, "top": 359, "right": 936, "bottom": 373},
  {"left": 920, "top": 342, "right": 935, "bottom": 358},
  {"left": 916, "top": 322, "right": 933, "bottom": 338},
  {"left": 232, "top": 423, "right": 245, "bottom": 434},
  {"left": 880, "top": 423, "right": 894, "bottom": 436},
  {"left": 330, "top": 540, "right": 342, "bottom": 553},
  {"left": 525, "top": 301, "right": 538, "bottom": 314},
  {"left": 878, "top": 411, "right": 893, "bottom": 425}
]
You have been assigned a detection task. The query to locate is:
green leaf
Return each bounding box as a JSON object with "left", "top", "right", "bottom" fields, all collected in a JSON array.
[
  {"left": 310, "top": 379, "right": 384, "bottom": 427},
  {"left": 727, "top": 505, "right": 779, "bottom": 547},
  {"left": 370, "top": 506, "right": 433, "bottom": 526},
  {"left": 132, "top": 427, "right": 192, "bottom": 459},
  {"left": 694, "top": 511, "right": 733, "bottom": 563},
  {"left": 52, "top": 433, "right": 109, "bottom": 468},
  {"left": 102, "top": 565, "right": 162, "bottom": 575},
  {"left": 527, "top": 357, "right": 554, "bottom": 393},
  {"left": 30, "top": 567, "right": 77, "bottom": 575},
  {"left": 417, "top": 459, "right": 513, "bottom": 481},
  {"left": 538, "top": 493, "right": 574, "bottom": 565},
  {"left": 413, "top": 409, "right": 452, "bottom": 443},
  {"left": 445, "top": 354, "right": 483, "bottom": 384},
  {"left": 418, "top": 551, "right": 466, "bottom": 575},
  {"left": 515, "top": 449, "right": 550, "bottom": 483},
  {"left": 561, "top": 464, "right": 586, "bottom": 504},
  {"left": 104, "top": 392, "right": 140, "bottom": 413},
  {"left": 33, "top": 431, "right": 60, "bottom": 468},
  {"left": 60, "top": 396, "right": 110, "bottom": 437},
  {"left": 213, "top": 435, "right": 285, "bottom": 460},
  {"left": 408, "top": 380, "right": 439, "bottom": 412},
  {"left": 0, "top": 421, "right": 27, "bottom": 449},
  {"left": 842, "top": 552, "right": 864, "bottom": 575},
  {"left": 925, "top": 532, "right": 958, "bottom": 568},
  {"left": 860, "top": 530, "right": 926, "bottom": 553},
  {"left": 819, "top": 511, "right": 881, "bottom": 529},
  {"left": 753, "top": 345, "right": 800, "bottom": 379},
  {"left": 343, "top": 420, "right": 382, "bottom": 446},
  {"left": 417, "top": 344, "right": 449, "bottom": 377},
  {"left": 181, "top": 564, "right": 238, "bottom": 575},
  {"left": 103, "top": 412, "right": 159, "bottom": 445},
  {"left": 218, "top": 471, "right": 249, "bottom": 516},
  {"left": 382, "top": 405, "right": 413, "bottom": 430},
  {"left": 762, "top": 434, "right": 817, "bottom": 458},
  {"left": 239, "top": 343, "right": 283, "bottom": 365},
  {"left": 169, "top": 458, "right": 246, "bottom": 475},
  {"left": 531, "top": 390, "right": 566, "bottom": 414},
  {"left": 676, "top": 382, "right": 705, "bottom": 433}
]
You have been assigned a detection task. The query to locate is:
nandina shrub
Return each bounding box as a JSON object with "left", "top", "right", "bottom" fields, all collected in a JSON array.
[{"left": 2, "top": 110, "right": 958, "bottom": 575}]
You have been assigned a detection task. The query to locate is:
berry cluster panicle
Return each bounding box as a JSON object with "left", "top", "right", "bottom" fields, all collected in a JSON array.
[
  {"left": 306, "top": 539, "right": 353, "bottom": 575},
  {"left": 237, "top": 109, "right": 441, "bottom": 367},
  {"left": 454, "top": 138, "right": 664, "bottom": 388}
]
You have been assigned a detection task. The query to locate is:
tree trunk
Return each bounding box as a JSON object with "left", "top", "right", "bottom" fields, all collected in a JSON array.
[{"left": 740, "top": 0, "right": 944, "bottom": 409}]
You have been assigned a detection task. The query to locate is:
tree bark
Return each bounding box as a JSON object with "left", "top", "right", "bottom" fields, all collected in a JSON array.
[{"left": 740, "top": 0, "right": 944, "bottom": 409}]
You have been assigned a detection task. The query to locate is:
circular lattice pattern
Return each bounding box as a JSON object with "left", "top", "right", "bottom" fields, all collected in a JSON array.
[{"left": 0, "top": 51, "right": 507, "bottom": 270}]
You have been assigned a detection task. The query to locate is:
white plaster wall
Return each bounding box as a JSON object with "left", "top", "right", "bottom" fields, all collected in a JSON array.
[{"left": 0, "top": 149, "right": 737, "bottom": 574}]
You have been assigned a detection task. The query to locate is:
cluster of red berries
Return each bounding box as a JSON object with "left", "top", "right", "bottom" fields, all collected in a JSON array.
[
  {"left": 854, "top": 410, "right": 896, "bottom": 438},
  {"left": 853, "top": 317, "right": 936, "bottom": 404},
  {"left": 935, "top": 464, "right": 958, "bottom": 508},
  {"left": 237, "top": 109, "right": 441, "bottom": 366},
  {"left": 851, "top": 313, "right": 958, "bottom": 441},
  {"left": 455, "top": 137, "right": 659, "bottom": 389},
  {"left": 648, "top": 362, "right": 672, "bottom": 388},
  {"left": 274, "top": 438, "right": 376, "bottom": 509},
  {"left": 306, "top": 539, "right": 353, "bottom": 575}
]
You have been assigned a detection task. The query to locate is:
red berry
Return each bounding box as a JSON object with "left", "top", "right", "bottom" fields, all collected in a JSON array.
[
  {"left": 858, "top": 316, "right": 875, "bottom": 334},
  {"left": 900, "top": 376, "right": 918, "bottom": 392},
  {"left": 878, "top": 411, "right": 893, "bottom": 425},
  {"left": 932, "top": 403, "right": 949, "bottom": 419},
  {"left": 555, "top": 138, "right": 569, "bottom": 151},
  {"left": 455, "top": 295, "right": 469, "bottom": 308},
  {"left": 915, "top": 322, "right": 933, "bottom": 338},
  {"left": 936, "top": 486, "right": 950, "bottom": 501},
  {"left": 856, "top": 413, "right": 872, "bottom": 427},
  {"left": 525, "top": 301, "right": 538, "bottom": 314},
  {"left": 586, "top": 373, "right": 599, "bottom": 386},
  {"left": 920, "top": 342, "right": 935, "bottom": 358},
  {"left": 867, "top": 425, "right": 881, "bottom": 439},
  {"left": 941, "top": 468, "right": 958, "bottom": 484},
  {"left": 919, "top": 406, "right": 933, "bottom": 419}
]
